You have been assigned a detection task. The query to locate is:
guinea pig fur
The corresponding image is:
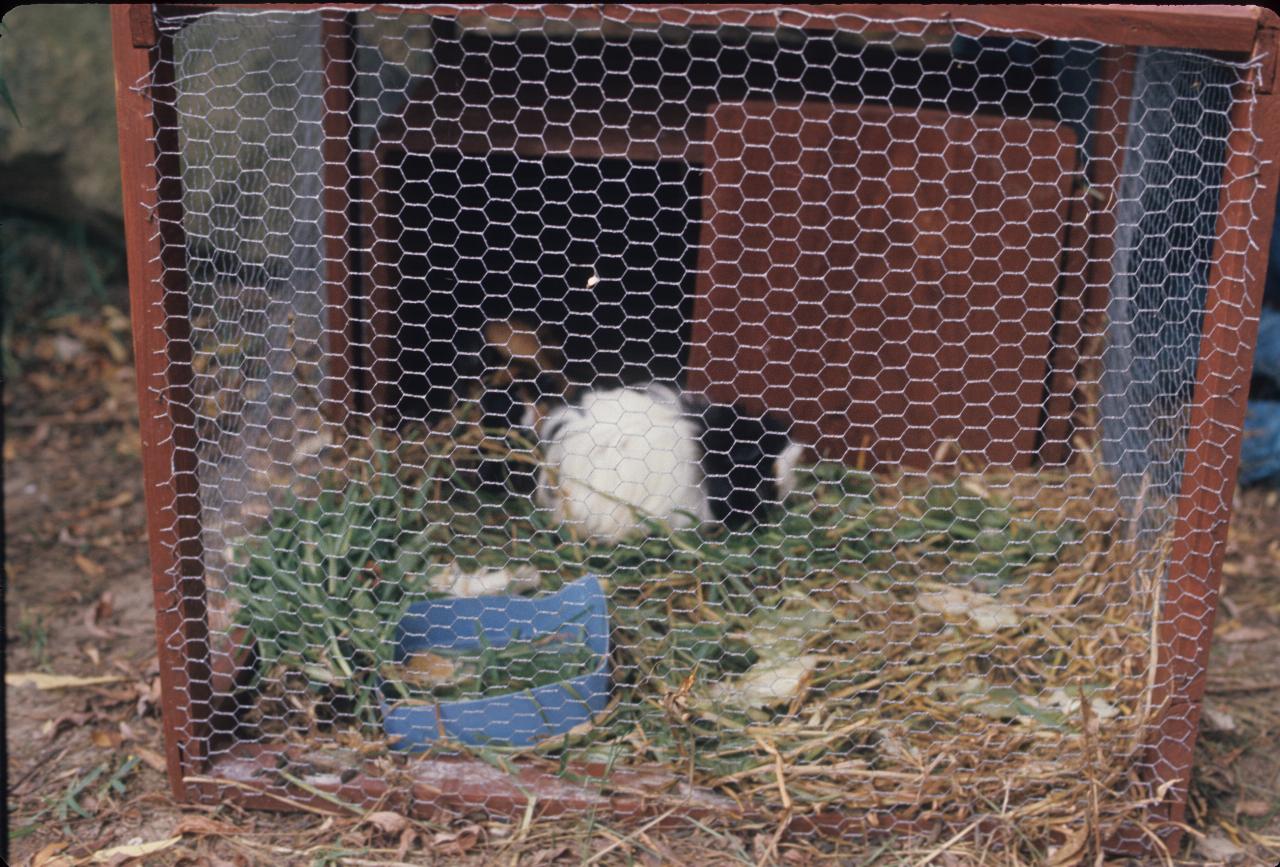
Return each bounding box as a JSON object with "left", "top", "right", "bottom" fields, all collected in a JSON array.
[{"left": 530, "top": 383, "right": 804, "bottom": 544}]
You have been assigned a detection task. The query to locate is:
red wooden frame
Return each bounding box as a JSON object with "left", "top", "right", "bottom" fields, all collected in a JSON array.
[
  {"left": 113, "top": 7, "right": 213, "bottom": 799},
  {"left": 151, "top": 4, "right": 1271, "bottom": 54},
  {"left": 1145, "top": 54, "right": 1280, "bottom": 844},
  {"left": 113, "top": 3, "right": 1280, "bottom": 855}
]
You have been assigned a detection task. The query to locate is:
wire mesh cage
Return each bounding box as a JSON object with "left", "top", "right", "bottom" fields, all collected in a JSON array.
[{"left": 112, "top": 4, "right": 1280, "bottom": 857}]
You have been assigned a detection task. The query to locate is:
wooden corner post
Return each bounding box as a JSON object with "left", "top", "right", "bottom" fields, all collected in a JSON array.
[
  {"left": 111, "top": 5, "right": 213, "bottom": 801},
  {"left": 1142, "top": 11, "right": 1280, "bottom": 854}
]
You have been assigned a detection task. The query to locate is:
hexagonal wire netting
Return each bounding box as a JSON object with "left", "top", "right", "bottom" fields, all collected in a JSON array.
[{"left": 117, "top": 3, "right": 1276, "bottom": 855}]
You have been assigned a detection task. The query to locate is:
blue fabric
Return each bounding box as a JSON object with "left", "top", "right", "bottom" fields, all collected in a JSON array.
[
  {"left": 382, "top": 575, "right": 611, "bottom": 749},
  {"left": 1241, "top": 400, "right": 1280, "bottom": 486},
  {"left": 1266, "top": 195, "right": 1280, "bottom": 309},
  {"left": 1253, "top": 307, "right": 1280, "bottom": 385},
  {"left": 1243, "top": 308, "right": 1280, "bottom": 487}
]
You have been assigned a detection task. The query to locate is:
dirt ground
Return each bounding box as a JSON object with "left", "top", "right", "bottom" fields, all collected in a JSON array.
[{"left": 4, "top": 310, "right": 1280, "bottom": 866}]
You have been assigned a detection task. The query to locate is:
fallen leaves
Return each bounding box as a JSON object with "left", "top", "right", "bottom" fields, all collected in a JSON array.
[
  {"left": 713, "top": 655, "right": 819, "bottom": 710},
  {"left": 528, "top": 844, "right": 573, "bottom": 865},
  {"left": 42, "top": 712, "right": 98, "bottom": 741},
  {"left": 1219, "top": 624, "right": 1274, "bottom": 644},
  {"left": 363, "top": 810, "right": 412, "bottom": 834},
  {"left": 430, "top": 824, "right": 483, "bottom": 857},
  {"left": 32, "top": 842, "right": 70, "bottom": 867},
  {"left": 27, "top": 370, "right": 62, "bottom": 394},
  {"left": 1201, "top": 703, "right": 1238, "bottom": 734},
  {"left": 74, "top": 553, "right": 106, "bottom": 579},
  {"left": 1196, "top": 831, "right": 1246, "bottom": 863},
  {"left": 88, "top": 835, "right": 181, "bottom": 865},
  {"left": 7, "top": 672, "right": 127, "bottom": 690},
  {"left": 134, "top": 746, "right": 168, "bottom": 774},
  {"left": 173, "top": 815, "right": 242, "bottom": 837},
  {"left": 136, "top": 676, "right": 162, "bottom": 717},
  {"left": 1041, "top": 687, "right": 1119, "bottom": 722},
  {"left": 91, "top": 729, "right": 124, "bottom": 750},
  {"left": 1044, "top": 822, "right": 1089, "bottom": 867},
  {"left": 83, "top": 591, "right": 117, "bottom": 639}
]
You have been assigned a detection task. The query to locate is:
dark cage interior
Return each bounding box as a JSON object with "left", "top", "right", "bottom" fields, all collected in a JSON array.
[
  {"left": 349, "top": 17, "right": 1100, "bottom": 470},
  {"left": 374, "top": 150, "right": 704, "bottom": 425}
]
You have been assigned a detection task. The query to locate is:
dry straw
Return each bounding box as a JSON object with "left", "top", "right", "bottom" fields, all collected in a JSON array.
[{"left": 219, "top": 398, "right": 1177, "bottom": 861}]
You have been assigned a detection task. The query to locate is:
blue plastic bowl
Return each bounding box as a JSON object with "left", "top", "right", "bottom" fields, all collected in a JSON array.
[{"left": 381, "top": 575, "right": 611, "bottom": 749}]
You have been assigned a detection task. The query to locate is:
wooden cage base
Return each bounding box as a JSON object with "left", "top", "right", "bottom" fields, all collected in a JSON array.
[{"left": 189, "top": 742, "right": 1163, "bottom": 855}]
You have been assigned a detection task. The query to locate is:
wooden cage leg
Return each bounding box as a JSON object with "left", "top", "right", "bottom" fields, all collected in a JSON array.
[
  {"left": 1142, "top": 27, "right": 1280, "bottom": 855},
  {"left": 111, "top": 6, "right": 213, "bottom": 801}
]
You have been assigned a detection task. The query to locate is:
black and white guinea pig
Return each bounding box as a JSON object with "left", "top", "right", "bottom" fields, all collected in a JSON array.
[
  {"left": 528, "top": 381, "right": 806, "bottom": 544},
  {"left": 465, "top": 320, "right": 805, "bottom": 543}
]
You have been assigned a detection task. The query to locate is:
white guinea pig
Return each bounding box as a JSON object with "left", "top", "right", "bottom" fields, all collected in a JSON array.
[
  {"left": 465, "top": 318, "right": 806, "bottom": 543},
  {"left": 522, "top": 381, "right": 805, "bottom": 544}
]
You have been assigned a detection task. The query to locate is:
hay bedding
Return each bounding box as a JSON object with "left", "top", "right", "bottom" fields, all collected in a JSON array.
[{"left": 222, "top": 411, "right": 1167, "bottom": 849}]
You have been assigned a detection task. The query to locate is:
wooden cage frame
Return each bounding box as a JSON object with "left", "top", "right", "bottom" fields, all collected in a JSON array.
[{"left": 112, "top": 3, "right": 1280, "bottom": 855}]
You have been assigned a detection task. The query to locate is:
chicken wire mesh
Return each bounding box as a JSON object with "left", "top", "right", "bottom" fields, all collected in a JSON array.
[{"left": 119, "top": 3, "right": 1274, "bottom": 852}]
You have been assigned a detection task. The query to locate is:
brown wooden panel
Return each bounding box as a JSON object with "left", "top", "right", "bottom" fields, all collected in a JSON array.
[{"left": 688, "top": 100, "right": 1078, "bottom": 470}]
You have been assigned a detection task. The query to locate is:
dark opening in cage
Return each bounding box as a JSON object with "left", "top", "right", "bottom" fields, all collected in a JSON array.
[{"left": 371, "top": 150, "right": 704, "bottom": 425}]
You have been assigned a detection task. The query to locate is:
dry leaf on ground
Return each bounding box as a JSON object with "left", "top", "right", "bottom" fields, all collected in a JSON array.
[
  {"left": 32, "top": 842, "right": 70, "bottom": 867},
  {"left": 7, "top": 672, "right": 127, "bottom": 690},
  {"left": 74, "top": 553, "right": 106, "bottom": 579},
  {"left": 83, "top": 591, "right": 117, "bottom": 638},
  {"left": 91, "top": 729, "right": 124, "bottom": 750},
  {"left": 89, "top": 835, "right": 181, "bottom": 864},
  {"left": 174, "top": 815, "right": 242, "bottom": 837},
  {"left": 1044, "top": 823, "right": 1089, "bottom": 867},
  {"left": 1220, "top": 625, "right": 1274, "bottom": 644},
  {"left": 1196, "top": 832, "right": 1246, "bottom": 863},
  {"left": 916, "top": 586, "right": 1020, "bottom": 631},
  {"left": 41, "top": 712, "right": 97, "bottom": 740},
  {"left": 363, "top": 811, "right": 411, "bottom": 834},
  {"left": 432, "top": 825, "right": 482, "bottom": 856},
  {"left": 1201, "top": 703, "right": 1238, "bottom": 733},
  {"left": 133, "top": 746, "right": 167, "bottom": 773}
]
